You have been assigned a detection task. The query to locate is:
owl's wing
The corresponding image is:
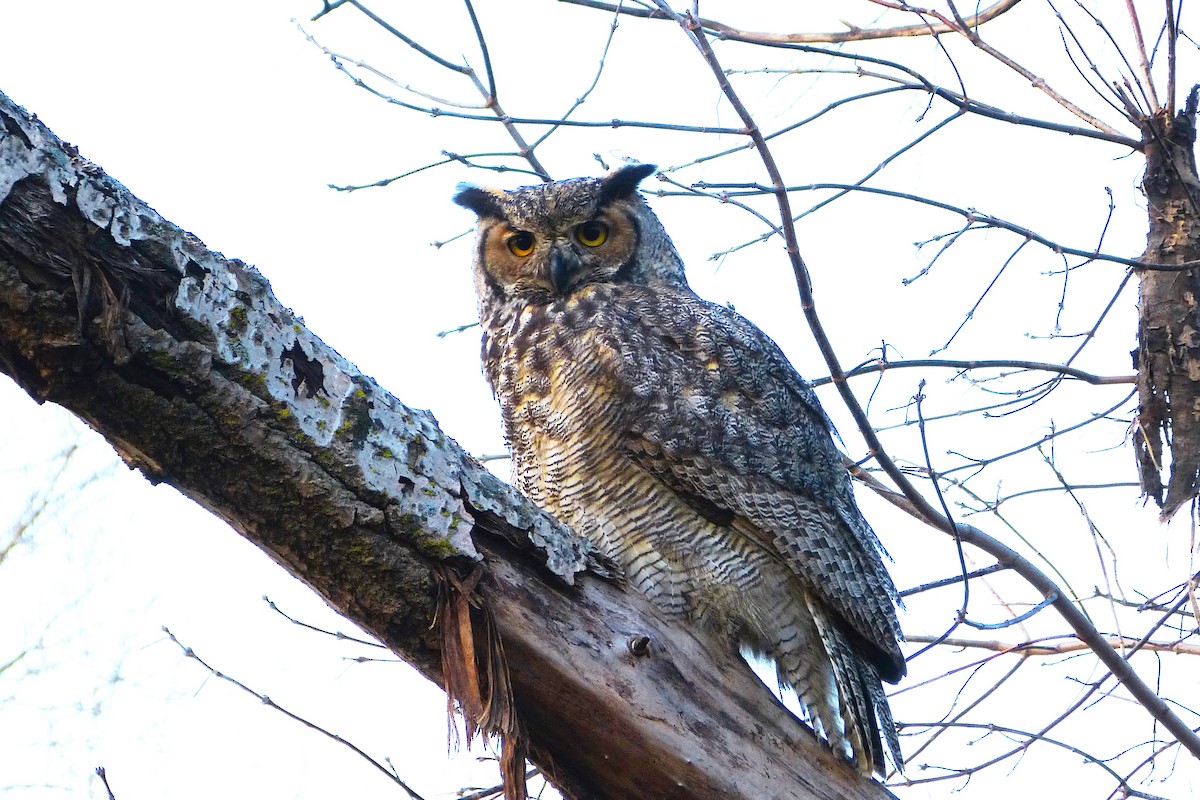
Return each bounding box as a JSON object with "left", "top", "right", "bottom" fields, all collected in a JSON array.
[{"left": 608, "top": 286, "right": 905, "bottom": 682}]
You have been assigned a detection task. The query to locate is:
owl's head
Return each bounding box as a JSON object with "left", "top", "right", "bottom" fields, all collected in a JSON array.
[{"left": 454, "top": 163, "right": 687, "bottom": 304}]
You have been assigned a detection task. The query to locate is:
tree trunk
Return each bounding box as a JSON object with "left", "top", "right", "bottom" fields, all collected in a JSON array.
[
  {"left": 0, "top": 89, "right": 893, "bottom": 800},
  {"left": 1135, "top": 91, "right": 1200, "bottom": 519}
]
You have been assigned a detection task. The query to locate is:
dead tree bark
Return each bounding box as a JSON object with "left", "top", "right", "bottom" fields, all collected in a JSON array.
[
  {"left": 0, "top": 90, "right": 895, "bottom": 799},
  {"left": 1135, "top": 89, "right": 1200, "bottom": 519}
]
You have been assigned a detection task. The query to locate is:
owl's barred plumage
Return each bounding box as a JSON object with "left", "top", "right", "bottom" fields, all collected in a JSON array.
[{"left": 455, "top": 164, "right": 905, "bottom": 774}]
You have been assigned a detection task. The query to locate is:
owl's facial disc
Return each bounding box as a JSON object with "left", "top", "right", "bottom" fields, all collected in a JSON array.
[{"left": 475, "top": 201, "right": 641, "bottom": 301}]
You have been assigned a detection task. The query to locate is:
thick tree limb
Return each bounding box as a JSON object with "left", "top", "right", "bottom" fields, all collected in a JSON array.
[
  {"left": 0, "top": 89, "right": 894, "bottom": 799},
  {"left": 1135, "top": 95, "right": 1200, "bottom": 519}
]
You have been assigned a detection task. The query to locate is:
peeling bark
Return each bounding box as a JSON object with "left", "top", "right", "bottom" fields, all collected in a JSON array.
[
  {"left": 0, "top": 89, "right": 893, "bottom": 799},
  {"left": 1135, "top": 91, "right": 1200, "bottom": 519}
]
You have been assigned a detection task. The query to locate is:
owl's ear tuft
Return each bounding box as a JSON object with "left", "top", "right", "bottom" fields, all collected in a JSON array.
[
  {"left": 454, "top": 184, "right": 505, "bottom": 218},
  {"left": 599, "top": 163, "right": 657, "bottom": 203}
]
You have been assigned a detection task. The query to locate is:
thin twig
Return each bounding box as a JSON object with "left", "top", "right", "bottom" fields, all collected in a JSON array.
[
  {"left": 967, "top": 482, "right": 1141, "bottom": 511},
  {"left": 457, "top": 0, "right": 550, "bottom": 179},
  {"left": 263, "top": 596, "right": 388, "bottom": 648},
  {"left": 559, "top": 0, "right": 1023, "bottom": 44},
  {"left": 940, "top": 389, "right": 1135, "bottom": 478},
  {"left": 905, "top": 633, "right": 1200, "bottom": 657},
  {"left": 929, "top": 239, "right": 1030, "bottom": 356},
  {"left": 865, "top": 0, "right": 1124, "bottom": 134},
  {"left": 896, "top": 721, "right": 1171, "bottom": 799},
  {"left": 1070, "top": 1, "right": 1154, "bottom": 116},
  {"left": 528, "top": 0, "right": 625, "bottom": 152},
  {"left": 161, "top": 627, "right": 429, "bottom": 800},
  {"left": 1048, "top": 1, "right": 1134, "bottom": 121},
  {"left": 900, "top": 564, "right": 1008, "bottom": 598},
  {"left": 654, "top": 0, "right": 1200, "bottom": 758},
  {"left": 94, "top": 767, "right": 117, "bottom": 800},
  {"left": 457, "top": 770, "right": 541, "bottom": 800},
  {"left": 807, "top": 358, "right": 1135, "bottom": 387},
  {"left": 695, "top": 182, "right": 1164, "bottom": 270},
  {"left": 1122, "top": 0, "right": 1162, "bottom": 112}
]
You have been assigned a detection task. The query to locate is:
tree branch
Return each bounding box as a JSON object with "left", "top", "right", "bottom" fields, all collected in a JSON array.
[
  {"left": 0, "top": 88, "right": 895, "bottom": 800},
  {"left": 905, "top": 633, "right": 1200, "bottom": 657},
  {"left": 807, "top": 358, "right": 1135, "bottom": 388},
  {"left": 559, "top": 0, "right": 1024, "bottom": 44},
  {"left": 853, "top": 468, "right": 1200, "bottom": 761}
]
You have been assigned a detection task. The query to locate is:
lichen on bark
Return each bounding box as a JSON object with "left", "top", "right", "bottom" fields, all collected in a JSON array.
[{"left": 0, "top": 86, "right": 896, "bottom": 800}]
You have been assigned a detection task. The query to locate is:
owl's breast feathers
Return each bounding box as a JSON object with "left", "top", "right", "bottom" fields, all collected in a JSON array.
[{"left": 485, "top": 282, "right": 905, "bottom": 685}]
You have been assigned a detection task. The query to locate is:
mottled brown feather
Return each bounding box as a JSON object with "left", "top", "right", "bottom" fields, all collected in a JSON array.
[{"left": 460, "top": 165, "right": 905, "bottom": 773}]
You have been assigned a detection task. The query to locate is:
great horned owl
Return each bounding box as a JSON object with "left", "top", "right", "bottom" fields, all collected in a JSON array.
[{"left": 455, "top": 164, "right": 905, "bottom": 774}]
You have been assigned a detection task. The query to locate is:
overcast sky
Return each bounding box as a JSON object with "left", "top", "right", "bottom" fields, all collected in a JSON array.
[{"left": 1, "top": 2, "right": 1197, "bottom": 799}]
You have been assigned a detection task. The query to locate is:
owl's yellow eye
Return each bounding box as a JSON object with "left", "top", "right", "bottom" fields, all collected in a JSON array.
[
  {"left": 507, "top": 230, "right": 536, "bottom": 257},
  {"left": 576, "top": 220, "right": 608, "bottom": 247}
]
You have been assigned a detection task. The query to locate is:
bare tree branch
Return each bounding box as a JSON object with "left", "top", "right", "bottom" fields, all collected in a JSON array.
[
  {"left": 162, "top": 627, "right": 430, "bottom": 800},
  {"left": 807, "top": 358, "right": 1135, "bottom": 388},
  {"left": 559, "top": 0, "right": 1024, "bottom": 44},
  {"left": 905, "top": 633, "right": 1200, "bottom": 657},
  {"left": 631, "top": 0, "right": 1200, "bottom": 762},
  {"left": 0, "top": 86, "right": 894, "bottom": 800}
]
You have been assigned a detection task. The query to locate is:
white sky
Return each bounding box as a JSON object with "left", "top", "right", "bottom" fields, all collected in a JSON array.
[{"left": 0, "top": 2, "right": 1197, "bottom": 799}]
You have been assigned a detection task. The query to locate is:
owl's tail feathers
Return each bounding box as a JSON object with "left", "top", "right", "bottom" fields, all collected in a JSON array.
[
  {"left": 868, "top": 669, "right": 904, "bottom": 774},
  {"left": 805, "top": 597, "right": 904, "bottom": 776}
]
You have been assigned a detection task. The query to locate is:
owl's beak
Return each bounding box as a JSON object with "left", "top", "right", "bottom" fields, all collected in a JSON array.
[{"left": 547, "top": 247, "right": 581, "bottom": 295}]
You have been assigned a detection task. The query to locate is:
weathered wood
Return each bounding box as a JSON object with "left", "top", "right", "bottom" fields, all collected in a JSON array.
[
  {"left": 0, "top": 87, "right": 894, "bottom": 800},
  {"left": 1135, "top": 95, "right": 1200, "bottom": 519}
]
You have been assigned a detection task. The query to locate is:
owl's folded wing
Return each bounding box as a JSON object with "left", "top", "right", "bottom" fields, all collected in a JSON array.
[{"left": 610, "top": 290, "right": 906, "bottom": 682}]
